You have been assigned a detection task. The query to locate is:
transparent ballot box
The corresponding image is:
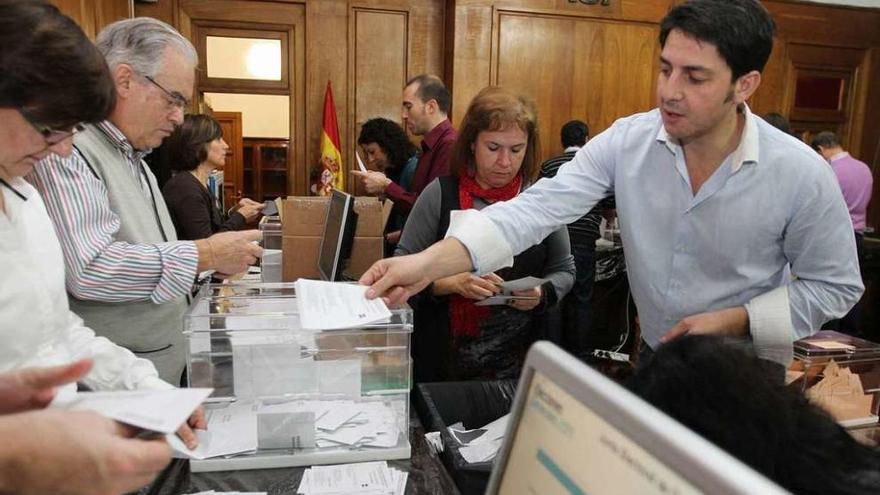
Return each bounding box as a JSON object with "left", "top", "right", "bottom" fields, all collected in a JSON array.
[
  {"left": 789, "top": 330, "right": 880, "bottom": 428},
  {"left": 258, "top": 216, "right": 282, "bottom": 283},
  {"left": 184, "top": 282, "right": 412, "bottom": 471}
]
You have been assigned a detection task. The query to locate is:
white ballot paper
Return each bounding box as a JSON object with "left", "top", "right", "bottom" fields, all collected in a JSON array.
[
  {"left": 51, "top": 388, "right": 212, "bottom": 434},
  {"left": 355, "top": 149, "right": 369, "bottom": 172},
  {"left": 475, "top": 276, "right": 546, "bottom": 306},
  {"left": 295, "top": 279, "right": 391, "bottom": 330},
  {"left": 169, "top": 400, "right": 260, "bottom": 460},
  {"left": 297, "top": 461, "right": 406, "bottom": 495}
]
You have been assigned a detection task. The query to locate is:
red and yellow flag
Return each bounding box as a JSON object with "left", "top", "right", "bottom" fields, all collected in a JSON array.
[{"left": 316, "top": 80, "right": 343, "bottom": 195}]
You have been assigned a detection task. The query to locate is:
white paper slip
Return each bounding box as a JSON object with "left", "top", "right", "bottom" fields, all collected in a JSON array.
[
  {"left": 459, "top": 439, "right": 503, "bottom": 464},
  {"left": 50, "top": 388, "right": 212, "bottom": 434},
  {"left": 316, "top": 405, "right": 362, "bottom": 431},
  {"left": 355, "top": 149, "right": 368, "bottom": 172},
  {"left": 294, "top": 279, "right": 391, "bottom": 330},
  {"left": 500, "top": 276, "right": 547, "bottom": 293},
  {"left": 474, "top": 295, "right": 539, "bottom": 307},
  {"left": 298, "top": 461, "right": 394, "bottom": 495},
  {"left": 473, "top": 413, "right": 509, "bottom": 444}
]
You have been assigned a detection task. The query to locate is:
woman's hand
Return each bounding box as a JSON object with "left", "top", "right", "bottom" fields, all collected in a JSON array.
[
  {"left": 232, "top": 197, "right": 264, "bottom": 222},
  {"left": 508, "top": 286, "right": 542, "bottom": 311},
  {"left": 434, "top": 272, "right": 503, "bottom": 300}
]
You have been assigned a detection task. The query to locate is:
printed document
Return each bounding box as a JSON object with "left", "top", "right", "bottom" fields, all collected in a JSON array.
[{"left": 295, "top": 279, "right": 391, "bottom": 330}]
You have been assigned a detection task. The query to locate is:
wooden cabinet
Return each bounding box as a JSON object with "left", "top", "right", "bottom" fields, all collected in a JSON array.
[{"left": 242, "top": 138, "right": 290, "bottom": 202}]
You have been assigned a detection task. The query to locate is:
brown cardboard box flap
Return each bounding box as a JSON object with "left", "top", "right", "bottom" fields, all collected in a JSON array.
[
  {"left": 282, "top": 235, "right": 383, "bottom": 282},
  {"left": 281, "top": 196, "right": 388, "bottom": 237}
]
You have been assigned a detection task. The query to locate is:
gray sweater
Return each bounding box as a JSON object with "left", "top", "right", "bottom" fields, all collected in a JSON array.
[{"left": 395, "top": 178, "right": 575, "bottom": 300}]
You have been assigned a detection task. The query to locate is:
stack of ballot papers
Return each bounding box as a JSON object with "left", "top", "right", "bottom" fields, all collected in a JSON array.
[
  {"left": 171, "top": 399, "right": 403, "bottom": 460},
  {"left": 447, "top": 414, "right": 510, "bottom": 464},
  {"left": 297, "top": 461, "right": 407, "bottom": 495},
  {"left": 50, "top": 388, "right": 213, "bottom": 434},
  {"left": 806, "top": 360, "right": 877, "bottom": 426}
]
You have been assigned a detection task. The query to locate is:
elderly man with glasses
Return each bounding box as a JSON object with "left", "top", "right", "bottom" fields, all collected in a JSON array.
[{"left": 28, "top": 17, "right": 263, "bottom": 388}]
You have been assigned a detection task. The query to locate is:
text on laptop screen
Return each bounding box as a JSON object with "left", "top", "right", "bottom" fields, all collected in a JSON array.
[{"left": 497, "top": 370, "right": 702, "bottom": 495}]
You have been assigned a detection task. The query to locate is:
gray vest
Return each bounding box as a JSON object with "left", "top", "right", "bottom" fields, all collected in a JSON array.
[{"left": 68, "top": 124, "right": 188, "bottom": 384}]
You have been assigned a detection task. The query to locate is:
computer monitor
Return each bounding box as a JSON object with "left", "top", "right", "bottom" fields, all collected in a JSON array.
[
  {"left": 318, "top": 190, "right": 358, "bottom": 281},
  {"left": 485, "top": 342, "right": 788, "bottom": 495}
]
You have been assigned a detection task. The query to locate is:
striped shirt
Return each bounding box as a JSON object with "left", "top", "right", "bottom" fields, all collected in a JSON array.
[
  {"left": 27, "top": 121, "right": 199, "bottom": 304},
  {"left": 539, "top": 148, "right": 615, "bottom": 243}
]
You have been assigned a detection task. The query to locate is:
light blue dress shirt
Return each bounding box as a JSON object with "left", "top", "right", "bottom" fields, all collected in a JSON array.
[{"left": 446, "top": 105, "right": 862, "bottom": 363}]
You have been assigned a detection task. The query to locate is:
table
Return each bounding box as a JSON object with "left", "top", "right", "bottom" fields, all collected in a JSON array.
[{"left": 141, "top": 413, "right": 460, "bottom": 495}]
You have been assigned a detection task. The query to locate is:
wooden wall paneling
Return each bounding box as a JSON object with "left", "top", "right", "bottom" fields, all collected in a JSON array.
[
  {"left": 134, "top": 0, "right": 177, "bottom": 29},
  {"left": 450, "top": 4, "right": 495, "bottom": 126},
  {"left": 94, "top": 0, "right": 134, "bottom": 33},
  {"left": 179, "top": 0, "right": 306, "bottom": 195},
  {"left": 864, "top": 48, "right": 880, "bottom": 231},
  {"left": 493, "top": 11, "right": 657, "bottom": 162},
  {"left": 747, "top": 36, "right": 788, "bottom": 117},
  {"left": 348, "top": 7, "right": 409, "bottom": 195},
  {"left": 51, "top": 0, "right": 96, "bottom": 38},
  {"left": 306, "top": 0, "right": 348, "bottom": 196},
  {"left": 449, "top": 0, "right": 671, "bottom": 133}
]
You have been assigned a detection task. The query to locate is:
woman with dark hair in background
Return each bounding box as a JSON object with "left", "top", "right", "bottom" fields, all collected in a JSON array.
[
  {"left": 396, "top": 86, "right": 574, "bottom": 382},
  {"left": 357, "top": 117, "right": 419, "bottom": 253},
  {"left": 162, "top": 114, "right": 263, "bottom": 240}
]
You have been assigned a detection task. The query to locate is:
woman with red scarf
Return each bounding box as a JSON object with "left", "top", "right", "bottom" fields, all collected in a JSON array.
[{"left": 395, "top": 87, "right": 574, "bottom": 382}]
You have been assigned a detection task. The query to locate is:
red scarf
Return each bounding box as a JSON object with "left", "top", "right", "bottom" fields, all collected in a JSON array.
[{"left": 449, "top": 172, "right": 523, "bottom": 339}]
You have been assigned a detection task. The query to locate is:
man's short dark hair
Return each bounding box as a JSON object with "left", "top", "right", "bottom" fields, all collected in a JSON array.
[
  {"left": 811, "top": 131, "right": 841, "bottom": 151},
  {"left": 561, "top": 120, "right": 589, "bottom": 148},
  {"left": 405, "top": 74, "right": 451, "bottom": 114},
  {"left": 164, "top": 114, "right": 223, "bottom": 172},
  {"left": 763, "top": 112, "right": 794, "bottom": 136},
  {"left": 357, "top": 118, "right": 417, "bottom": 173},
  {"left": 0, "top": 0, "right": 115, "bottom": 129},
  {"left": 659, "top": 0, "right": 775, "bottom": 80},
  {"left": 629, "top": 336, "right": 880, "bottom": 495}
]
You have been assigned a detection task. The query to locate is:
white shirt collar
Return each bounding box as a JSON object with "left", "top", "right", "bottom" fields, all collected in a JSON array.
[
  {"left": 655, "top": 103, "right": 760, "bottom": 173},
  {"left": 829, "top": 151, "right": 850, "bottom": 163},
  {"left": 564, "top": 146, "right": 581, "bottom": 153}
]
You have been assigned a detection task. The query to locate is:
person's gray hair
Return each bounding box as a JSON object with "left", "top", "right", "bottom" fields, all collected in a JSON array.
[{"left": 96, "top": 17, "right": 197, "bottom": 78}]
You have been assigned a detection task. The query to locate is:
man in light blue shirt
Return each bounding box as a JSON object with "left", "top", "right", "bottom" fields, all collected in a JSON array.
[{"left": 361, "top": 0, "right": 862, "bottom": 364}]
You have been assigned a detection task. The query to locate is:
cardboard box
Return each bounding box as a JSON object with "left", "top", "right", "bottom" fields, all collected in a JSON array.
[{"left": 281, "top": 196, "right": 391, "bottom": 281}]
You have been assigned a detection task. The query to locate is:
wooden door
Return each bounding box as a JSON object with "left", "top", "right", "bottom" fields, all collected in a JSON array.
[
  {"left": 213, "top": 111, "right": 243, "bottom": 210},
  {"left": 783, "top": 43, "right": 868, "bottom": 152},
  {"left": 177, "top": 0, "right": 305, "bottom": 195}
]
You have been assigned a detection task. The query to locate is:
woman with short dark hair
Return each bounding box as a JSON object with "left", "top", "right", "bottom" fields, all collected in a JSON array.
[{"left": 162, "top": 114, "right": 263, "bottom": 240}]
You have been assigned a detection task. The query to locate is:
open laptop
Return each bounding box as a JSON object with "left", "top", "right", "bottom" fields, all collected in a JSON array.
[
  {"left": 317, "top": 189, "right": 357, "bottom": 281},
  {"left": 485, "top": 342, "right": 789, "bottom": 495}
]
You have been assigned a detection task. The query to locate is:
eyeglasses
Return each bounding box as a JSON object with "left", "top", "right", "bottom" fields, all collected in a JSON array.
[
  {"left": 142, "top": 74, "right": 190, "bottom": 111},
  {"left": 20, "top": 111, "right": 84, "bottom": 146}
]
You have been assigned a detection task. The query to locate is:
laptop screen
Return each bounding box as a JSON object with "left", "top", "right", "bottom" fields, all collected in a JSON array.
[
  {"left": 497, "top": 370, "right": 700, "bottom": 494},
  {"left": 487, "top": 342, "right": 787, "bottom": 495},
  {"left": 317, "top": 190, "right": 354, "bottom": 281}
]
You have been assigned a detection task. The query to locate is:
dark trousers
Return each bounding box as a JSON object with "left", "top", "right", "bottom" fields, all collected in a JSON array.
[
  {"left": 827, "top": 231, "right": 865, "bottom": 337},
  {"left": 561, "top": 237, "right": 597, "bottom": 358}
]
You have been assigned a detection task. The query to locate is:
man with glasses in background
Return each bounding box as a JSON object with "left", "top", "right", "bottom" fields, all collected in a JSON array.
[{"left": 29, "top": 17, "right": 263, "bottom": 387}]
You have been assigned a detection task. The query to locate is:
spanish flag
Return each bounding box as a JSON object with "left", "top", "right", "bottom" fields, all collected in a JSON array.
[{"left": 318, "top": 80, "right": 343, "bottom": 195}]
